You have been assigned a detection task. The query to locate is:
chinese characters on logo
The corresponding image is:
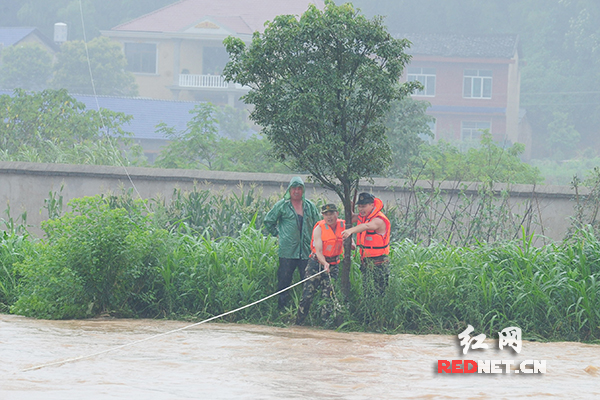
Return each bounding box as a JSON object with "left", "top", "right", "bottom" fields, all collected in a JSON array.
[{"left": 458, "top": 325, "right": 521, "bottom": 354}]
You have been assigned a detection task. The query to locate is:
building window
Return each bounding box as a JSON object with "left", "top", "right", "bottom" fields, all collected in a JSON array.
[
  {"left": 408, "top": 67, "right": 436, "bottom": 96},
  {"left": 124, "top": 43, "right": 157, "bottom": 74},
  {"left": 203, "top": 46, "right": 230, "bottom": 75},
  {"left": 461, "top": 121, "right": 490, "bottom": 141},
  {"left": 463, "top": 69, "right": 492, "bottom": 99}
]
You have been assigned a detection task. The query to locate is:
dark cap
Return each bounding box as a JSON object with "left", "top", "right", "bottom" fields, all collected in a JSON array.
[
  {"left": 356, "top": 192, "right": 375, "bottom": 205},
  {"left": 321, "top": 203, "right": 338, "bottom": 213}
]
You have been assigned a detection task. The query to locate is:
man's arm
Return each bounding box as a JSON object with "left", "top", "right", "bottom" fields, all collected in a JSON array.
[
  {"left": 263, "top": 202, "right": 282, "bottom": 236},
  {"left": 312, "top": 224, "right": 330, "bottom": 272},
  {"left": 341, "top": 217, "right": 385, "bottom": 240}
]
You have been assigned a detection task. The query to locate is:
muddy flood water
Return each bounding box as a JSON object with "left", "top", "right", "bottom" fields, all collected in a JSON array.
[{"left": 1, "top": 314, "right": 599, "bottom": 399}]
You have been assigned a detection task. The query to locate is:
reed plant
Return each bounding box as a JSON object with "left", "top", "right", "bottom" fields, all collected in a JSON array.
[
  {"left": 157, "top": 222, "right": 282, "bottom": 322},
  {"left": 156, "top": 185, "right": 277, "bottom": 238},
  {"left": 345, "top": 233, "right": 600, "bottom": 341},
  {"left": 0, "top": 206, "right": 31, "bottom": 311},
  {"left": 2, "top": 189, "right": 600, "bottom": 343}
]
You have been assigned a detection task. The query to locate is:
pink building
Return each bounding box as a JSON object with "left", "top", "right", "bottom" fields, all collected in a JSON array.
[
  {"left": 101, "top": 0, "right": 324, "bottom": 107},
  {"left": 402, "top": 34, "right": 527, "bottom": 148}
]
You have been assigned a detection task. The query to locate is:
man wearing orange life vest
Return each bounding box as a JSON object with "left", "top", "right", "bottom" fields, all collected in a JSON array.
[
  {"left": 296, "top": 203, "right": 346, "bottom": 325},
  {"left": 342, "top": 192, "right": 391, "bottom": 294}
]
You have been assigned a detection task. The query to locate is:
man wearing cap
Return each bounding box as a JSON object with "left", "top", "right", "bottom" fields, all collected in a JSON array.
[
  {"left": 342, "top": 192, "right": 391, "bottom": 294},
  {"left": 296, "top": 203, "right": 345, "bottom": 325},
  {"left": 264, "top": 177, "right": 321, "bottom": 310}
]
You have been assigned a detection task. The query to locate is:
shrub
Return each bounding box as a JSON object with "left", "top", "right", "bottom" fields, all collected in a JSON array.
[{"left": 11, "top": 195, "right": 169, "bottom": 319}]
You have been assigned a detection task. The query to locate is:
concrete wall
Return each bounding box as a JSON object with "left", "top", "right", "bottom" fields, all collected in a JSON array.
[{"left": 0, "top": 161, "right": 583, "bottom": 241}]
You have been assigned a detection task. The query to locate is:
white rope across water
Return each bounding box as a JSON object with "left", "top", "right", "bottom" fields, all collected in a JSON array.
[{"left": 20, "top": 269, "right": 325, "bottom": 373}]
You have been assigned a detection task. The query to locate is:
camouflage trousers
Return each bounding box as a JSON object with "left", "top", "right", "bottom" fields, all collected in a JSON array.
[
  {"left": 296, "top": 257, "right": 339, "bottom": 325},
  {"left": 360, "top": 255, "right": 390, "bottom": 295}
]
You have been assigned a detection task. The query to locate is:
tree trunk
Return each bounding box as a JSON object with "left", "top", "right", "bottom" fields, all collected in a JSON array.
[{"left": 341, "top": 192, "right": 353, "bottom": 297}]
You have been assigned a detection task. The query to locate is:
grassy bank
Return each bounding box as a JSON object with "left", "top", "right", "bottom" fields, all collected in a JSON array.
[{"left": 1, "top": 191, "right": 599, "bottom": 343}]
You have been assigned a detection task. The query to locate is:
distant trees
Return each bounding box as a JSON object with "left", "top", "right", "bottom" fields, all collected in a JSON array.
[
  {"left": 0, "top": 43, "right": 52, "bottom": 91},
  {"left": 155, "top": 103, "right": 289, "bottom": 173},
  {"left": 51, "top": 37, "right": 138, "bottom": 96},
  {"left": 0, "top": 37, "right": 137, "bottom": 96},
  {"left": 409, "top": 133, "right": 544, "bottom": 185},
  {"left": 0, "top": 89, "right": 141, "bottom": 165},
  {"left": 385, "top": 97, "right": 434, "bottom": 177}
]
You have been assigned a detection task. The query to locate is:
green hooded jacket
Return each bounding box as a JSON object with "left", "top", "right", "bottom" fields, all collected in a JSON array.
[{"left": 264, "top": 177, "right": 320, "bottom": 259}]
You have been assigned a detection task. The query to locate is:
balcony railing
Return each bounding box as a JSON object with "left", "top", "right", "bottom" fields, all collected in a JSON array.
[{"left": 178, "top": 74, "right": 232, "bottom": 89}]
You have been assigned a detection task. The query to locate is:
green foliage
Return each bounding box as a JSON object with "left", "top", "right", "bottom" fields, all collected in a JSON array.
[
  {"left": 224, "top": 2, "right": 418, "bottom": 201},
  {"left": 1, "top": 189, "right": 599, "bottom": 342},
  {"left": 0, "top": 205, "right": 32, "bottom": 312},
  {"left": 154, "top": 102, "right": 289, "bottom": 172},
  {"left": 12, "top": 195, "right": 169, "bottom": 319},
  {"left": 531, "top": 156, "right": 600, "bottom": 186},
  {"left": 224, "top": 1, "right": 420, "bottom": 294},
  {"left": 0, "top": 230, "right": 31, "bottom": 312},
  {"left": 51, "top": 36, "right": 138, "bottom": 96},
  {"left": 0, "top": 88, "right": 144, "bottom": 165},
  {"left": 156, "top": 226, "right": 280, "bottom": 319},
  {"left": 156, "top": 186, "right": 277, "bottom": 238},
  {"left": 0, "top": 43, "right": 52, "bottom": 91},
  {"left": 155, "top": 103, "right": 220, "bottom": 169},
  {"left": 545, "top": 111, "right": 581, "bottom": 160},
  {"left": 410, "top": 133, "right": 544, "bottom": 184},
  {"left": 385, "top": 97, "right": 434, "bottom": 176},
  {"left": 212, "top": 135, "right": 292, "bottom": 173},
  {"left": 215, "top": 105, "right": 252, "bottom": 140},
  {"left": 345, "top": 236, "right": 600, "bottom": 341}
]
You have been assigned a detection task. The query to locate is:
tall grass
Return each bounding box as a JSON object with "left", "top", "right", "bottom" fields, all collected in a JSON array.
[
  {"left": 345, "top": 232, "right": 600, "bottom": 341},
  {"left": 0, "top": 206, "right": 31, "bottom": 312},
  {"left": 155, "top": 185, "right": 278, "bottom": 238},
  {"left": 1, "top": 189, "right": 600, "bottom": 342}
]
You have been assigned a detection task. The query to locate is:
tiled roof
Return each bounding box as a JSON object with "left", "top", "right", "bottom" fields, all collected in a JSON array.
[
  {"left": 74, "top": 95, "right": 202, "bottom": 140},
  {"left": 0, "top": 27, "right": 59, "bottom": 52},
  {"left": 0, "top": 27, "right": 36, "bottom": 46},
  {"left": 0, "top": 89, "right": 202, "bottom": 140},
  {"left": 112, "top": 0, "right": 325, "bottom": 34},
  {"left": 400, "top": 33, "right": 519, "bottom": 59}
]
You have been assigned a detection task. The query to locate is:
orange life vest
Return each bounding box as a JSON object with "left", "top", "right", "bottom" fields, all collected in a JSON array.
[
  {"left": 310, "top": 219, "right": 345, "bottom": 264},
  {"left": 356, "top": 199, "right": 390, "bottom": 259}
]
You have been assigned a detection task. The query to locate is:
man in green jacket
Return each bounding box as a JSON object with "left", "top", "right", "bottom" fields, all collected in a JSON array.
[{"left": 264, "top": 177, "right": 320, "bottom": 310}]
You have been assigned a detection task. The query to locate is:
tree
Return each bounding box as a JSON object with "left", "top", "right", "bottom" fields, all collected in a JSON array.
[
  {"left": 0, "top": 43, "right": 53, "bottom": 91},
  {"left": 213, "top": 135, "right": 292, "bottom": 173},
  {"left": 224, "top": 1, "right": 419, "bottom": 294},
  {"left": 0, "top": 88, "right": 135, "bottom": 163},
  {"left": 545, "top": 111, "right": 581, "bottom": 160},
  {"left": 51, "top": 36, "right": 138, "bottom": 96},
  {"left": 385, "top": 97, "right": 434, "bottom": 177},
  {"left": 215, "top": 105, "right": 253, "bottom": 140},
  {"left": 155, "top": 103, "right": 220, "bottom": 170},
  {"left": 411, "top": 132, "right": 543, "bottom": 184},
  {"left": 154, "top": 103, "right": 290, "bottom": 173}
]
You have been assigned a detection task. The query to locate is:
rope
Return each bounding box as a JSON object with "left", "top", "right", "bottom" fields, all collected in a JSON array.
[
  {"left": 77, "top": 0, "right": 151, "bottom": 213},
  {"left": 20, "top": 269, "right": 325, "bottom": 373}
]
